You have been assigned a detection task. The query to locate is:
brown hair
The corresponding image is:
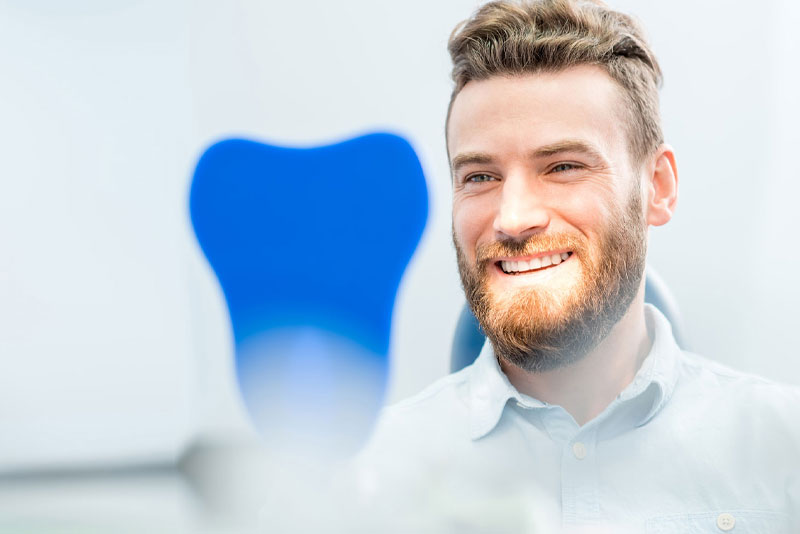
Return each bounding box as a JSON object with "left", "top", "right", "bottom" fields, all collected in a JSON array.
[{"left": 447, "top": 0, "right": 663, "bottom": 167}]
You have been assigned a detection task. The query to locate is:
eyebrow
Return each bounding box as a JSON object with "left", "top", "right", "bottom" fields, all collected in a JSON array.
[
  {"left": 450, "top": 139, "right": 606, "bottom": 173},
  {"left": 450, "top": 152, "right": 495, "bottom": 174},
  {"left": 531, "top": 139, "right": 605, "bottom": 161}
]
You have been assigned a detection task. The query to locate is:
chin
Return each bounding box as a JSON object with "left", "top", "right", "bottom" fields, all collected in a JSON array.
[
  {"left": 489, "top": 289, "right": 576, "bottom": 333},
  {"left": 490, "top": 278, "right": 580, "bottom": 315}
]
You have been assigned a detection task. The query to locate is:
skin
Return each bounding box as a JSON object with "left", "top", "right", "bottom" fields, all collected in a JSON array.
[{"left": 448, "top": 65, "right": 678, "bottom": 425}]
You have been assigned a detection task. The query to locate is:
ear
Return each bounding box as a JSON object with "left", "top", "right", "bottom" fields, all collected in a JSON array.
[{"left": 644, "top": 144, "right": 678, "bottom": 227}]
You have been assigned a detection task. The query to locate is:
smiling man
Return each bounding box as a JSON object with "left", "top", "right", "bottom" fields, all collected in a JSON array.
[
  {"left": 450, "top": 68, "right": 662, "bottom": 426},
  {"left": 356, "top": 1, "right": 800, "bottom": 532}
]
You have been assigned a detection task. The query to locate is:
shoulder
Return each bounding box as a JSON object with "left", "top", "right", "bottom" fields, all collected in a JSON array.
[
  {"left": 352, "top": 367, "right": 475, "bottom": 488},
  {"left": 677, "top": 350, "right": 800, "bottom": 395},
  {"left": 385, "top": 366, "right": 472, "bottom": 414},
  {"left": 356, "top": 365, "right": 477, "bottom": 462},
  {"left": 371, "top": 365, "right": 473, "bottom": 442},
  {"left": 671, "top": 350, "right": 800, "bottom": 429}
]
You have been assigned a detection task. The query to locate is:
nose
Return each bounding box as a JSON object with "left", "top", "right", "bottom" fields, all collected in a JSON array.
[{"left": 493, "top": 174, "right": 550, "bottom": 240}]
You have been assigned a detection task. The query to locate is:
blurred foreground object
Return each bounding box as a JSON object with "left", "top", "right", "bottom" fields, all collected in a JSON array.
[{"left": 190, "top": 133, "right": 428, "bottom": 459}]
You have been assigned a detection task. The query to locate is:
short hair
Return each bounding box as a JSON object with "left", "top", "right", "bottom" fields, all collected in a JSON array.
[{"left": 447, "top": 0, "right": 663, "bottom": 167}]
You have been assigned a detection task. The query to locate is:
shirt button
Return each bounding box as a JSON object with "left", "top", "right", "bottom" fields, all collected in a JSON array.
[
  {"left": 571, "top": 441, "right": 587, "bottom": 460},
  {"left": 716, "top": 513, "right": 735, "bottom": 531}
]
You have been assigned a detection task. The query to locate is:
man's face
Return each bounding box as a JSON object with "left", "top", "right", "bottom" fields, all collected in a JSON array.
[{"left": 448, "top": 66, "right": 648, "bottom": 372}]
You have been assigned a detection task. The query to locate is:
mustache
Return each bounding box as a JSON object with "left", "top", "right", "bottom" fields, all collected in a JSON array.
[{"left": 475, "top": 233, "right": 586, "bottom": 265}]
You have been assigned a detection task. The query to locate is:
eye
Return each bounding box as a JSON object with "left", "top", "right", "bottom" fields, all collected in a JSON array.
[
  {"left": 466, "top": 173, "right": 497, "bottom": 183},
  {"left": 550, "top": 162, "right": 581, "bottom": 173}
]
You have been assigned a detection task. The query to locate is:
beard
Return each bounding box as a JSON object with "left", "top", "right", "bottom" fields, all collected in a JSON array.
[{"left": 454, "top": 189, "right": 647, "bottom": 373}]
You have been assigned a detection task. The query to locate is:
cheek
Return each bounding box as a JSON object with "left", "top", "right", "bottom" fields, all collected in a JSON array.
[
  {"left": 557, "top": 190, "right": 617, "bottom": 236},
  {"left": 452, "top": 197, "right": 492, "bottom": 255}
]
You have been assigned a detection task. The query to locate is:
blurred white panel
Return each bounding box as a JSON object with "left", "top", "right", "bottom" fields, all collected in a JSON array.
[{"left": 0, "top": 471, "right": 204, "bottom": 534}]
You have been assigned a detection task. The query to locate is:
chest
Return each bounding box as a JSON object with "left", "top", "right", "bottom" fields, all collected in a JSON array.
[{"left": 452, "top": 408, "right": 798, "bottom": 532}]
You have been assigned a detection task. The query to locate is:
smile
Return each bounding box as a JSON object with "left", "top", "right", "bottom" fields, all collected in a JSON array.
[{"left": 498, "top": 252, "right": 573, "bottom": 275}]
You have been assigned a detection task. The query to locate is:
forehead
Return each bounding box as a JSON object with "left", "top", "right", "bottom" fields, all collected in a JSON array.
[{"left": 447, "top": 65, "right": 629, "bottom": 165}]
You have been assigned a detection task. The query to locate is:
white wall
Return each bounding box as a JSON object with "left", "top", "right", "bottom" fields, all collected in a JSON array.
[
  {"left": 612, "top": 0, "right": 800, "bottom": 379},
  {"left": 1, "top": 0, "right": 798, "bottom": 471},
  {"left": 0, "top": 0, "right": 199, "bottom": 471}
]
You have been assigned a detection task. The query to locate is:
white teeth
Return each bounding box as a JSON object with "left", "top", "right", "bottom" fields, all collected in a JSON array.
[{"left": 500, "top": 252, "right": 571, "bottom": 274}]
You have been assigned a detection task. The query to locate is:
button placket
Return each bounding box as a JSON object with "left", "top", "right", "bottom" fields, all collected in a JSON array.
[{"left": 561, "top": 429, "right": 600, "bottom": 525}]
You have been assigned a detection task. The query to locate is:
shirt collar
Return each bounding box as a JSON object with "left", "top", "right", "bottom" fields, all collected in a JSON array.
[
  {"left": 467, "top": 304, "right": 681, "bottom": 440},
  {"left": 617, "top": 304, "right": 681, "bottom": 427}
]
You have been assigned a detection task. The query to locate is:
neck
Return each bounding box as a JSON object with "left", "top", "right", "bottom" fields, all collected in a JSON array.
[{"left": 499, "top": 284, "right": 651, "bottom": 426}]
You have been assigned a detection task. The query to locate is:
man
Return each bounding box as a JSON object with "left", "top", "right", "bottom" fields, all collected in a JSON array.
[{"left": 356, "top": 1, "right": 800, "bottom": 532}]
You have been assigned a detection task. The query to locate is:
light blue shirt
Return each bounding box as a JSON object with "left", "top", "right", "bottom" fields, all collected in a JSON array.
[{"left": 356, "top": 305, "right": 800, "bottom": 533}]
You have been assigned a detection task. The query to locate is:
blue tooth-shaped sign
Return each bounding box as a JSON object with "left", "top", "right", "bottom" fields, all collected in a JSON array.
[{"left": 189, "top": 133, "right": 428, "bottom": 458}]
